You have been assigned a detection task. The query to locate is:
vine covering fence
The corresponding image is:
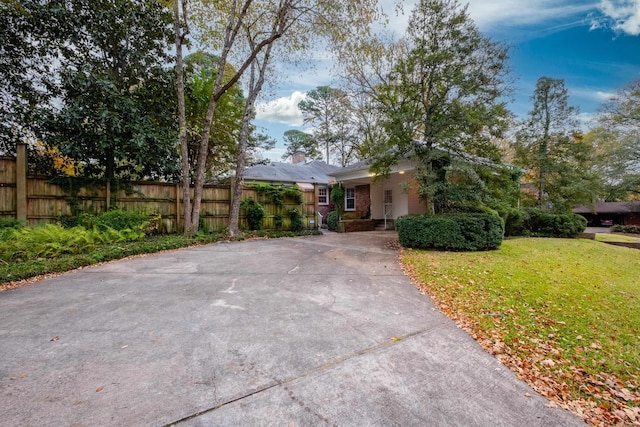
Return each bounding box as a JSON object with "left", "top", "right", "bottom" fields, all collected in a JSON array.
[{"left": 0, "top": 151, "right": 318, "bottom": 232}]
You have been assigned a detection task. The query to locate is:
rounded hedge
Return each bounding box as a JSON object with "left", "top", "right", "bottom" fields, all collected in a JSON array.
[
  {"left": 522, "top": 209, "right": 587, "bottom": 238},
  {"left": 396, "top": 213, "right": 504, "bottom": 251}
]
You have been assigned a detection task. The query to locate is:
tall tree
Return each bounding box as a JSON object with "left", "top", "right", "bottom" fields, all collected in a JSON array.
[
  {"left": 227, "top": 0, "right": 378, "bottom": 235},
  {"left": 298, "top": 86, "right": 359, "bottom": 166},
  {"left": 49, "top": 0, "right": 179, "bottom": 189},
  {"left": 514, "top": 77, "right": 600, "bottom": 210},
  {"left": 174, "top": 0, "right": 379, "bottom": 235},
  {"left": 174, "top": 0, "right": 292, "bottom": 235},
  {"left": 593, "top": 78, "right": 640, "bottom": 198},
  {"left": 228, "top": 22, "right": 278, "bottom": 236},
  {"left": 0, "top": 0, "right": 73, "bottom": 156},
  {"left": 173, "top": 0, "right": 192, "bottom": 232},
  {"left": 184, "top": 52, "right": 245, "bottom": 179},
  {"left": 281, "top": 129, "right": 321, "bottom": 161},
  {"left": 345, "top": 0, "right": 511, "bottom": 213}
]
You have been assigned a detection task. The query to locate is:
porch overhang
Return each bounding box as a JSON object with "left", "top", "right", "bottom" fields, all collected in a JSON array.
[{"left": 330, "top": 159, "right": 415, "bottom": 185}]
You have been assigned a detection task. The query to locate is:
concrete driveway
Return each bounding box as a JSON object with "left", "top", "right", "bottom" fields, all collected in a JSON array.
[{"left": 0, "top": 231, "right": 584, "bottom": 426}]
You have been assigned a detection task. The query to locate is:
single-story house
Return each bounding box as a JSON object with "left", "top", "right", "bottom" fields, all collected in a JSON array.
[
  {"left": 244, "top": 150, "right": 515, "bottom": 231},
  {"left": 573, "top": 202, "right": 640, "bottom": 227},
  {"left": 243, "top": 153, "right": 340, "bottom": 223}
]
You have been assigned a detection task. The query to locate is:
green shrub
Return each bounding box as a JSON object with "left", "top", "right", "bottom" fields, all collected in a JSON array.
[
  {"left": 502, "top": 207, "right": 525, "bottom": 237},
  {"left": 288, "top": 207, "right": 304, "bottom": 232},
  {"left": 330, "top": 185, "right": 344, "bottom": 213},
  {"left": 241, "top": 198, "right": 265, "bottom": 230},
  {"left": 58, "top": 215, "right": 80, "bottom": 228},
  {"left": 327, "top": 211, "right": 340, "bottom": 232},
  {"left": 612, "top": 224, "right": 640, "bottom": 234},
  {"left": 94, "top": 209, "right": 150, "bottom": 234},
  {"left": 523, "top": 208, "right": 586, "bottom": 238},
  {"left": 0, "top": 223, "right": 146, "bottom": 262},
  {"left": 396, "top": 213, "right": 504, "bottom": 251},
  {"left": 0, "top": 218, "right": 24, "bottom": 229}
]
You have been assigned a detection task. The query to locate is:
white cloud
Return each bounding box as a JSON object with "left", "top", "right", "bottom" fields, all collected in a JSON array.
[
  {"left": 598, "top": 0, "right": 640, "bottom": 35},
  {"left": 255, "top": 91, "right": 306, "bottom": 126},
  {"left": 570, "top": 87, "right": 617, "bottom": 102},
  {"left": 380, "top": 0, "right": 599, "bottom": 34},
  {"left": 596, "top": 90, "right": 617, "bottom": 100},
  {"left": 465, "top": 0, "right": 596, "bottom": 29}
]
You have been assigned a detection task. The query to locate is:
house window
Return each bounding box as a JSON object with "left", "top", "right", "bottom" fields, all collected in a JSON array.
[
  {"left": 318, "top": 187, "right": 328, "bottom": 205},
  {"left": 345, "top": 187, "right": 356, "bottom": 211}
]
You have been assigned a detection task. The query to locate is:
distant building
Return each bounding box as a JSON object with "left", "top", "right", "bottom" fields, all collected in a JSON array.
[{"left": 573, "top": 202, "right": 640, "bottom": 227}]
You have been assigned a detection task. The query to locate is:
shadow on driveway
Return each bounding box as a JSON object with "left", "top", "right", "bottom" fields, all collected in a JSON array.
[{"left": 0, "top": 232, "right": 584, "bottom": 426}]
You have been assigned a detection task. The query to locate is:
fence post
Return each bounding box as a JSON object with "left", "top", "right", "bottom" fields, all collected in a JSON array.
[{"left": 16, "top": 143, "right": 27, "bottom": 221}]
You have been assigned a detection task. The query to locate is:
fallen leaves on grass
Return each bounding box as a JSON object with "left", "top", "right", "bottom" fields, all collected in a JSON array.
[{"left": 402, "top": 259, "right": 640, "bottom": 427}]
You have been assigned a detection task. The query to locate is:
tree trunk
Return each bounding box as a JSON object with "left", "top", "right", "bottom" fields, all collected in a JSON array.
[
  {"left": 186, "top": 0, "right": 289, "bottom": 232},
  {"left": 228, "top": 31, "right": 275, "bottom": 236},
  {"left": 173, "top": 0, "right": 193, "bottom": 235},
  {"left": 190, "top": 97, "right": 220, "bottom": 232}
]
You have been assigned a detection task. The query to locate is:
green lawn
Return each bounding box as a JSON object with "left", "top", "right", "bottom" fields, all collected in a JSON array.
[
  {"left": 596, "top": 233, "right": 640, "bottom": 243},
  {"left": 403, "top": 238, "right": 640, "bottom": 426}
]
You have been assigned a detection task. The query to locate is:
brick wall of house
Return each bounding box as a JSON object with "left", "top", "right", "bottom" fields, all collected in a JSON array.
[{"left": 355, "top": 184, "right": 371, "bottom": 219}]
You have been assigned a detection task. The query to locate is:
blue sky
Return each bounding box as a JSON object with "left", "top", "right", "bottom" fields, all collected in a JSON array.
[{"left": 253, "top": 0, "right": 640, "bottom": 162}]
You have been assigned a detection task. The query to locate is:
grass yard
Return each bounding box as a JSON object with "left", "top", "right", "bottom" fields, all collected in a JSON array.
[
  {"left": 596, "top": 233, "right": 640, "bottom": 243},
  {"left": 402, "top": 238, "right": 640, "bottom": 426}
]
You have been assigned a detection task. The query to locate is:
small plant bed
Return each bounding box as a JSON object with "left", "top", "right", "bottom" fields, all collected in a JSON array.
[
  {"left": 402, "top": 238, "right": 640, "bottom": 426},
  {"left": 0, "top": 228, "right": 321, "bottom": 289},
  {"left": 0, "top": 233, "right": 226, "bottom": 288}
]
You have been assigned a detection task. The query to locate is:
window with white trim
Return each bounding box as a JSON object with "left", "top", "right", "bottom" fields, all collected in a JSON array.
[
  {"left": 318, "top": 187, "right": 328, "bottom": 205},
  {"left": 345, "top": 187, "right": 356, "bottom": 211}
]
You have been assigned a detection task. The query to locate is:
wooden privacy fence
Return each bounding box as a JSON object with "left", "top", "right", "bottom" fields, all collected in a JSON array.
[{"left": 0, "top": 149, "right": 318, "bottom": 232}]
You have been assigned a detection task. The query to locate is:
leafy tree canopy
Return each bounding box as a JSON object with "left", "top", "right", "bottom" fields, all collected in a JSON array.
[
  {"left": 344, "top": 0, "right": 512, "bottom": 213},
  {"left": 298, "top": 86, "right": 360, "bottom": 166},
  {"left": 590, "top": 78, "right": 640, "bottom": 199},
  {"left": 514, "top": 77, "right": 600, "bottom": 211},
  {"left": 46, "top": 0, "right": 179, "bottom": 181},
  {"left": 0, "top": 0, "right": 74, "bottom": 156},
  {"left": 281, "top": 129, "right": 321, "bottom": 162}
]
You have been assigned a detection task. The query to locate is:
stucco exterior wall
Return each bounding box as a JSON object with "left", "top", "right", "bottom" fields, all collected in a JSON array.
[
  {"left": 369, "top": 172, "right": 425, "bottom": 220},
  {"left": 407, "top": 177, "right": 428, "bottom": 215}
]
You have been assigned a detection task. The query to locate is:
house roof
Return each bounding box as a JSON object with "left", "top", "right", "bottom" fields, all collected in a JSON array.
[
  {"left": 243, "top": 160, "right": 340, "bottom": 185},
  {"left": 331, "top": 146, "right": 517, "bottom": 182},
  {"left": 573, "top": 201, "right": 640, "bottom": 214}
]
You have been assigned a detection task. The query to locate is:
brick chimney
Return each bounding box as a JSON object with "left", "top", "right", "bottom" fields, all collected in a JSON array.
[{"left": 292, "top": 151, "right": 306, "bottom": 164}]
